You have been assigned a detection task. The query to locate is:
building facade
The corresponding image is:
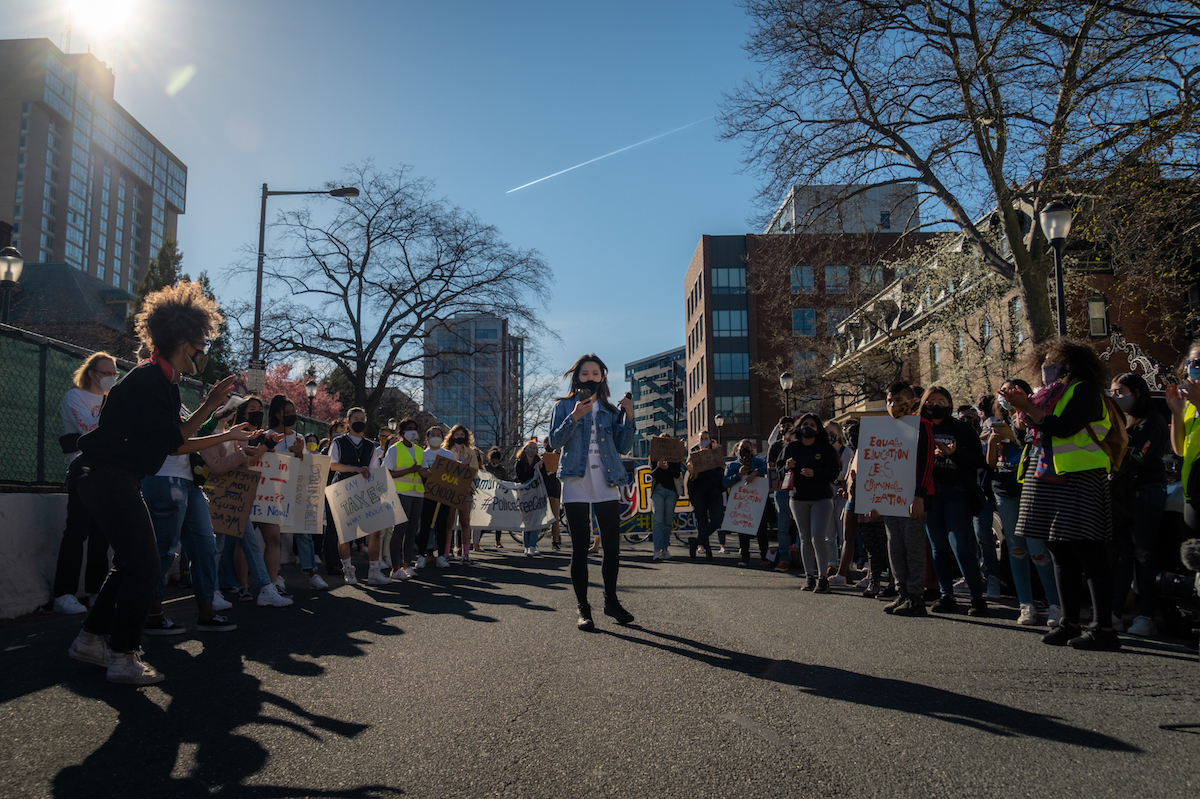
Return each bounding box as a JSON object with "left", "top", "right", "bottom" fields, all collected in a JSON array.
[
  {"left": 423, "top": 312, "right": 524, "bottom": 450},
  {"left": 624, "top": 346, "right": 686, "bottom": 459},
  {"left": 0, "top": 39, "right": 186, "bottom": 294}
]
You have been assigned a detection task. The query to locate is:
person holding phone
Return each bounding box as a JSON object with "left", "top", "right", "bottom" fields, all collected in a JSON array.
[{"left": 548, "top": 354, "right": 635, "bottom": 631}]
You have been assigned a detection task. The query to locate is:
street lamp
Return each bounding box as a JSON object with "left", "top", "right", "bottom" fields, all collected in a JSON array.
[
  {"left": 250, "top": 183, "right": 360, "bottom": 392},
  {"left": 305, "top": 379, "right": 317, "bottom": 417},
  {"left": 387, "top": 417, "right": 397, "bottom": 431},
  {"left": 1039, "top": 201, "right": 1073, "bottom": 338},
  {"left": 714, "top": 412, "right": 725, "bottom": 453},
  {"left": 0, "top": 246, "right": 24, "bottom": 324},
  {"left": 779, "top": 371, "right": 793, "bottom": 414}
]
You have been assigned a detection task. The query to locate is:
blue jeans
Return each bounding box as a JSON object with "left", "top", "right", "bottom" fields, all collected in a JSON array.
[
  {"left": 774, "top": 490, "right": 794, "bottom": 553},
  {"left": 296, "top": 533, "right": 316, "bottom": 571},
  {"left": 973, "top": 492, "right": 1001, "bottom": 579},
  {"left": 651, "top": 485, "right": 677, "bottom": 550},
  {"left": 996, "top": 493, "right": 1059, "bottom": 607},
  {"left": 142, "top": 476, "right": 217, "bottom": 606},
  {"left": 1112, "top": 482, "right": 1167, "bottom": 617},
  {"left": 926, "top": 480, "right": 983, "bottom": 599}
]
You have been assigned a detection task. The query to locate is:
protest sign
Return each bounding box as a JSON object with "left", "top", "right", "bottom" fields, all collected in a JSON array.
[
  {"left": 688, "top": 447, "right": 725, "bottom": 475},
  {"left": 425, "top": 456, "right": 478, "bottom": 507},
  {"left": 472, "top": 470, "right": 553, "bottom": 530},
  {"left": 206, "top": 468, "right": 260, "bottom": 537},
  {"left": 541, "top": 451, "right": 561, "bottom": 473},
  {"left": 280, "top": 453, "right": 331, "bottom": 535},
  {"left": 720, "top": 474, "right": 770, "bottom": 535},
  {"left": 249, "top": 453, "right": 300, "bottom": 526},
  {"left": 855, "top": 415, "right": 919, "bottom": 517},
  {"left": 649, "top": 437, "right": 688, "bottom": 463},
  {"left": 324, "top": 468, "right": 404, "bottom": 544}
]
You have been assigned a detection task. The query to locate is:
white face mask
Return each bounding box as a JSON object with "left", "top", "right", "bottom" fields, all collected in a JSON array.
[
  {"left": 699, "top": 440, "right": 711, "bottom": 449},
  {"left": 97, "top": 375, "right": 117, "bottom": 393},
  {"left": 428, "top": 436, "right": 443, "bottom": 448},
  {"left": 404, "top": 430, "right": 419, "bottom": 443}
]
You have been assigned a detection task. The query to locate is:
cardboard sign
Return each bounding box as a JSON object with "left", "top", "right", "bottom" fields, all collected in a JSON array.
[
  {"left": 472, "top": 470, "right": 554, "bottom": 530},
  {"left": 688, "top": 447, "right": 725, "bottom": 475},
  {"left": 425, "top": 456, "right": 479, "bottom": 507},
  {"left": 280, "top": 453, "right": 331, "bottom": 535},
  {"left": 720, "top": 474, "right": 771, "bottom": 535},
  {"left": 650, "top": 437, "right": 688, "bottom": 463},
  {"left": 855, "top": 415, "right": 919, "bottom": 517},
  {"left": 541, "top": 451, "right": 561, "bottom": 473},
  {"left": 324, "top": 468, "right": 406, "bottom": 544},
  {"left": 206, "top": 468, "right": 260, "bottom": 537},
  {"left": 248, "top": 453, "right": 300, "bottom": 526}
]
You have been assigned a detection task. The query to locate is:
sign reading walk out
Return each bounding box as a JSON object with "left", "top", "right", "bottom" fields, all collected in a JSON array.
[
  {"left": 855, "top": 415, "right": 919, "bottom": 517},
  {"left": 425, "top": 457, "right": 478, "bottom": 507},
  {"left": 324, "top": 468, "right": 407, "bottom": 544}
]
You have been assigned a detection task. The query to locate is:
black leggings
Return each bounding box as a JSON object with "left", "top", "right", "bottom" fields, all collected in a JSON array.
[
  {"left": 1046, "top": 539, "right": 1114, "bottom": 628},
  {"left": 565, "top": 500, "right": 621, "bottom": 607}
]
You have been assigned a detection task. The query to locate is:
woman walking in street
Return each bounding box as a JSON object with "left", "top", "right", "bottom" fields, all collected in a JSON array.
[{"left": 781, "top": 413, "right": 841, "bottom": 591}]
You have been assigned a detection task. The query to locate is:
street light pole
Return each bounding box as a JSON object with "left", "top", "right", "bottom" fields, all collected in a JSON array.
[
  {"left": 0, "top": 246, "right": 23, "bottom": 324},
  {"left": 1039, "top": 202, "right": 1074, "bottom": 338},
  {"left": 714, "top": 413, "right": 725, "bottom": 453},
  {"left": 305, "top": 379, "right": 317, "bottom": 417},
  {"left": 779, "top": 371, "right": 793, "bottom": 416}
]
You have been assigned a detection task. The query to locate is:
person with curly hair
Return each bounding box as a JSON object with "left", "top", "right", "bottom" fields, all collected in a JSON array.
[{"left": 66, "top": 282, "right": 249, "bottom": 684}]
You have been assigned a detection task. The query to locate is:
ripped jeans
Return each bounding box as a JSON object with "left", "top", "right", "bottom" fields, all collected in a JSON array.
[{"left": 996, "top": 493, "right": 1059, "bottom": 608}]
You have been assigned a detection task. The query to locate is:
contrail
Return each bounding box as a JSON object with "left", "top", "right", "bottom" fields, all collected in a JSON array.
[{"left": 506, "top": 116, "right": 714, "bottom": 194}]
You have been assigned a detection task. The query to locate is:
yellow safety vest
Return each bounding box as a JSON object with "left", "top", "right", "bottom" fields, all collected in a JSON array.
[
  {"left": 1048, "top": 382, "right": 1111, "bottom": 474},
  {"left": 391, "top": 442, "right": 424, "bottom": 494},
  {"left": 1182, "top": 403, "right": 1200, "bottom": 500}
]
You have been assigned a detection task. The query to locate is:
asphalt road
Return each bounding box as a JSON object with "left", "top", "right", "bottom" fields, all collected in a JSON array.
[{"left": 2, "top": 541, "right": 1198, "bottom": 799}]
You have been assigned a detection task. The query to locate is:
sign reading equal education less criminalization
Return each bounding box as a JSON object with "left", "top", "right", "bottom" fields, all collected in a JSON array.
[{"left": 854, "top": 415, "right": 919, "bottom": 517}]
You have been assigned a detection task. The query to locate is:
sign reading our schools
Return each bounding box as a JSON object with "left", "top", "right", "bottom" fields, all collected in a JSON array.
[
  {"left": 855, "top": 415, "right": 919, "bottom": 517},
  {"left": 324, "top": 468, "right": 406, "bottom": 544}
]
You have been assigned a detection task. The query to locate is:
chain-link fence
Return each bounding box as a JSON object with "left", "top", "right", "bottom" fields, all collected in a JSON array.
[{"left": 0, "top": 324, "right": 325, "bottom": 487}]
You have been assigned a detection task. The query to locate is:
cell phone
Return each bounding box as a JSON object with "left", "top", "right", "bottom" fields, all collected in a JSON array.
[{"left": 576, "top": 388, "right": 594, "bottom": 402}]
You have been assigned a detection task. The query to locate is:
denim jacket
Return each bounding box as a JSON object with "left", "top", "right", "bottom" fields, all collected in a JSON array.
[
  {"left": 723, "top": 457, "right": 768, "bottom": 490},
  {"left": 548, "top": 397, "right": 634, "bottom": 487}
]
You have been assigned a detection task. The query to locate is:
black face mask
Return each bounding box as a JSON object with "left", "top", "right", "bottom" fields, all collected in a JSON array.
[
  {"left": 282, "top": 414, "right": 297, "bottom": 427},
  {"left": 350, "top": 420, "right": 367, "bottom": 433},
  {"left": 925, "top": 405, "right": 951, "bottom": 421},
  {"left": 800, "top": 427, "right": 817, "bottom": 439},
  {"left": 247, "top": 411, "right": 264, "bottom": 428},
  {"left": 578, "top": 380, "right": 602, "bottom": 394},
  {"left": 452, "top": 436, "right": 468, "bottom": 446}
]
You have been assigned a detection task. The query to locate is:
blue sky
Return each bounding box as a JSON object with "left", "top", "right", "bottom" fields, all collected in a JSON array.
[{"left": 6, "top": 0, "right": 764, "bottom": 396}]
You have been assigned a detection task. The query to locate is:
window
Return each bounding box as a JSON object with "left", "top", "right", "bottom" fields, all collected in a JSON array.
[
  {"left": 713, "top": 310, "right": 748, "bottom": 337},
  {"left": 712, "top": 352, "right": 749, "bottom": 380},
  {"left": 1009, "top": 297, "right": 1024, "bottom": 346},
  {"left": 13, "top": 204, "right": 20, "bottom": 219},
  {"left": 792, "top": 308, "right": 816, "bottom": 337},
  {"left": 790, "top": 265, "right": 814, "bottom": 293},
  {"left": 860, "top": 264, "right": 883, "bottom": 289},
  {"left": 711, "top": 267, "right": 746, "bottom": 294},
  {"left": 111, "top": 272, "right": 119, "bottom": 287},
  {"left": 15, "top": 170, "right": 23, "bottom": 185},
  {"left": 929, "top": 342, "right": 940, "bottom": 382},
  {"left": 18, "top": 136, "right": 26, "bottom": 149},
  {"left": 714, "top": 395, "right": 751, "bottom": 424},
  {"left": 1088, "top": 295, "right": 1109, "bottom": 337},
  {"left": 825, "top": 265, "right": 849, "bottom": 293},
  {"left": 880, "top": 211, "right": 892, "bottom": 230},
  {"left": 827, "top": 307, "right": 849, "bottom": 335},
  {"left": 981, "top": 316, "right": 993, "bottom": 352},
  {"left": 794, "top": 351, "right": 818, "bottom": 375},
  {"left": 954, "top": 330, "right": 964, "bottom": 361},
  {"left": 20, "top": 119, "right": 27, "bottom": 132},
  {"left": 476, "top": 329, "right": 498, "bottom": 339}
]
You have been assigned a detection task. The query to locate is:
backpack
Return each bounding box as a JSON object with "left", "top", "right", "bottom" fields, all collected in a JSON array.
[{"left": 1085, "top": 395, "right": 1129, "bottom": 473}]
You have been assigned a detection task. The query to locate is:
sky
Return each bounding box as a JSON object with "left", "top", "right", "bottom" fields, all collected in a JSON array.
[{"left": 4, "top": 0, "right": 766, "bottom": 399}]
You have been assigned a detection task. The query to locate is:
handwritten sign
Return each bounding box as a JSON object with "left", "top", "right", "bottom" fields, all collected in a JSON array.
[
  {"left": 650, "top": 437, "right": 688, "bottom": 463},
  {"left": 688, "top": 447, "right": 725, "bottom": 475},
  {"left": 855, "top": 415, "right": 919, "bottom": 517},
  {"left": 541, "top": 451, "right": 561, "bottom": 473},
  {"left": 248, "top": 453, "right": 300, "bottom": 526},
  {"left": 425, "top": 456, "right": 479, "bottom": 507},
  {"left": 324, "top": 468, "right": 405, "bottom": 544},
  {"left": 280, "top": 454, "right": 331, "bottom": 535},
  {"left": 206, "top": 468, "right": 260, "bottom": 537},
  {"left": 720, "top": 474, "right": 770, "bottom": 535}
]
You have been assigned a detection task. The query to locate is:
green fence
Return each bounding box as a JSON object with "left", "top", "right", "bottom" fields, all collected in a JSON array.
[{"left": 0, "top": 325, "right": 325, "bottom": 487}]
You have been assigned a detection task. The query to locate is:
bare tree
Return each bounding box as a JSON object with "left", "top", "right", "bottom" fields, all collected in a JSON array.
[
  {"left": 234, "top": 162, "right": 554, "bottom": 421},
  {"left": 721, "top": 0, "right": 1200, "bottom": 342}
]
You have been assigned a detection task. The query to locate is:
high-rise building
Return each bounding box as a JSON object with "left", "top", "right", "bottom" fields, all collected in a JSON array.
[
  {"left": 0, "top": 39, "right": 186, "bottom": 294},
  {"left": 423, "top": 312, "right": 524, "bottom": 450},
  {"left": 624, "top": 346, "right": 685, "bottom": 459}
]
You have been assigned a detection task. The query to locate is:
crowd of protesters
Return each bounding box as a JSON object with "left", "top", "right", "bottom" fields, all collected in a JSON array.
[{"left": 53, "top": 281, "right": 1198, "bottom": 684}]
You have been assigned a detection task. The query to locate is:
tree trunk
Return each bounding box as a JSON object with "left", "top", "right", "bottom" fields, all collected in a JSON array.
[{"left": 1017, "top": 255, "right": 1057, "bottom": 343}]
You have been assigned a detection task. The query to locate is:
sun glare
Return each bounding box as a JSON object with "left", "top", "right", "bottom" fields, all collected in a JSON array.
[{"left": 68, "top": 0, "right": 138, "bottom": 35}]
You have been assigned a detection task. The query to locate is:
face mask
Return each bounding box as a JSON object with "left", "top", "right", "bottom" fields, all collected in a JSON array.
[
  {"left": 96, "top": 374, "right": 117, "bottom": 393},
  {"left": 452, "top": 436, "right": 468, "bottom": 446},
  {"left": 247, "top": 410, "right": 264, "bottom": 428},
  {"left": 404, "top": 430, "right": 419, "bottom": 442},
  {"left": 800, "top": 427, "right": 817, "bottom": 439},
  {"left": 578, "top": 379, "right": 602, "bottom": 394},
  {"left": 1042, "top": 362, "right": 1062, "bottom": 386},
  {"left": 282, "top": 414, "right": 297, "bottom": 428},
  {"left": 428, "top": 436, "right": 443, "bottom": 448},
  {"left": 1112, "top": 393, "right": 1135, "bottom": 413},
  {"left": 350, "top": 420, "right": 366, "bottom": 433},
  {"left": 925, "top": 405, "right": 951, "bottom": 420},
  {"left": 828, "top": 433, "right": 839, "bottom": 445},
  {"left": 698, "top": 440, "right": 710, "bottom": 449},
  {"left": 739, "top": 450, "right": 753, "bottom": 459},
  {"left": 306, "top": 442, "right": 318, "bottom": 452},
  {"left": 997, "top": 395, "right": 1013, "bottom": 412}
]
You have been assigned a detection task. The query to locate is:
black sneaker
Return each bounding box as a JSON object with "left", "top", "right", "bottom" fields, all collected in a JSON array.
[
  {"left": 1068, "top": 628, "right": 1122, "bottom": 651},
  {"left": 577, "top": 603, "right": 595, "bottom": 631},
  {"left": 603, "top": 598, "right": 635, "bottom": 625},
  {"left": 1042, "top": 623, "right": 1080, "bottom": 646},
  {"left": 908, "top": 599, "right": 929, "bottom": 617},
  {"left": 195, "top": 614, "right": 237, "bottom": 632},
  {"left": 891, "top": 598, "right": 915, "bottom": 616},
  {"left": 813, "top": 578, "right": 830, "bottom": 594},
  {"left": 923, "top": 587, "right": 941, "bottom": 602},
  {"left": 801, "top": 577, "right": 817, "bottom": 592},
  {"left": 930, "top": 595, "right": 958, "bottom": 613},
  {"left": 704, "top": 545, "right": 714, "bottom": 561},
  {"left": 688, "top": 537, "right": 699, "bottom": 560},
  {"left": 178, "top": 571, "right": 191, "bottom": 589},
  {"left": 883, "top": 595, "right": 907, "bottom": 614},
  {"left": 967, "top": 597, "right": 989, "bottom": 617},
  {"left": 237, "top": 586, "right": 254, "bottom": 602},
  {"left": 877, "top": 585, "right": 899, "bottom": 599},
  {"left": 144, "top": 615, "right": 187, "bottom": 636}
]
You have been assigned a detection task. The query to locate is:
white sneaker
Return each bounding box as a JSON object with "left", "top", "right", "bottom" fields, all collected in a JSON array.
[
  {"left": 986, "top": 575, "right": 1002, "bottom": 600},
  {"left": 854, "top": 575, "right": 871, "bottom": 590},
  {"left": 274, "top": 575, "right": 287, "bottom": 593},
  {"left": 53, "top": 594, "right": 88, "bottom": 615},
  {"left": 827, "top": 574, "right": 847, "bottom": 586},
  {"left": 660, "top": 549, "right": 669, "bottom": 561},
  {"left": 651, "top": 550, "right": 662, "bottom": 562},
  {"left": 403, "top": 566, "right": 418, "bottom": 579},
  {"left": 106, "top": 650, "right": 165, "bottom": 685},
  {"left": 436, "top": 555, "right": 449, "bottom": 568},
  {"left": 67, "top": 630, "right": 110, "bottom": 667},
  {"left": 953, "top": 577, "right": 971, "bottom": 596},
  {"left": 1127, "top": 615, "right": 1156, "bottom": 637},
  {"left": 344, "top": 564, "right": 358, "bottom": 585},
  {"left": 309, "top": 573, "right": 329, "bottom": 591},
  {"left": 382, "top": 555, "right": 392, "bottom": 569},
  {"left": 1111, "top": 613, "right": 1126, "bottom": 632},
  {"left": 1046, "top": 604, "right": 1062, "bottom": 628},
  {"left": 415, "top": 556, "right": 427, "bottom": 569},
  {"left": 256, "top": 584, "right": 293, "bottom": 607},
  {"left": 1017, "top": 603, "right": 1039, "bottom": 626},
  {"left": 367, "top": 566, "right": 392, "bottom": 586},
  {"left": 391, "top": 568, "right": 410, "bottom": 580},
  {"left": 212, "top": 590, "right": 233, "bottom": 611}
]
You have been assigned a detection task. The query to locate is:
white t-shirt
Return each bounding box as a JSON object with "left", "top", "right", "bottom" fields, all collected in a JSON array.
[
  {"left": 153, "top": 404, "right": 193, "bottom": 480},
  {"left": 421, "top": 447, "right": 456, "bottom": 469},
  {"left": 562, "top": 405, "right": 619, "bottom": 504},
  {"left": 60, "top": 387, "right": 103, "bottom": 460},
  {"left": 272, "top": 432, "right": 301, "bottom": 454},
  {"left": 330, "top": 435, "right": 368, "bottom": 466}
]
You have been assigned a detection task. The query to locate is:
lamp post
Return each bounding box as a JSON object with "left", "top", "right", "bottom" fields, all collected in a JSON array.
[
  {"left": 305, "top": 379, "right": 317, "bottom": 417},
  {"left": 1039, "top": 201, "right": 1073, "bottom": 338},
  {"left": 714, "top": 412, "right": 725, "bottom": 454},
  {"left": 0, "top": 246, "right": 24, "bottom": 324},
  {"left": 779, "top": 371, "right": 793, "bottom": 415},
  {"left": 250, "top": 183, "right": 360, "bottom": 392},
  {"left": 387, "top": 417, "right": 397, "bottom": 431}
]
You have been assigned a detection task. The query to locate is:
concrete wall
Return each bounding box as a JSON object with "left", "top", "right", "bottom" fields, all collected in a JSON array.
[{"left": 0, "top": 493, "right": 68, "bottom": 619}]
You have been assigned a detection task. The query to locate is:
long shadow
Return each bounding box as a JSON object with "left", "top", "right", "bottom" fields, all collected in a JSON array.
[{"left": 605, "top": 625, "right": 1142, "bottom": 753}]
